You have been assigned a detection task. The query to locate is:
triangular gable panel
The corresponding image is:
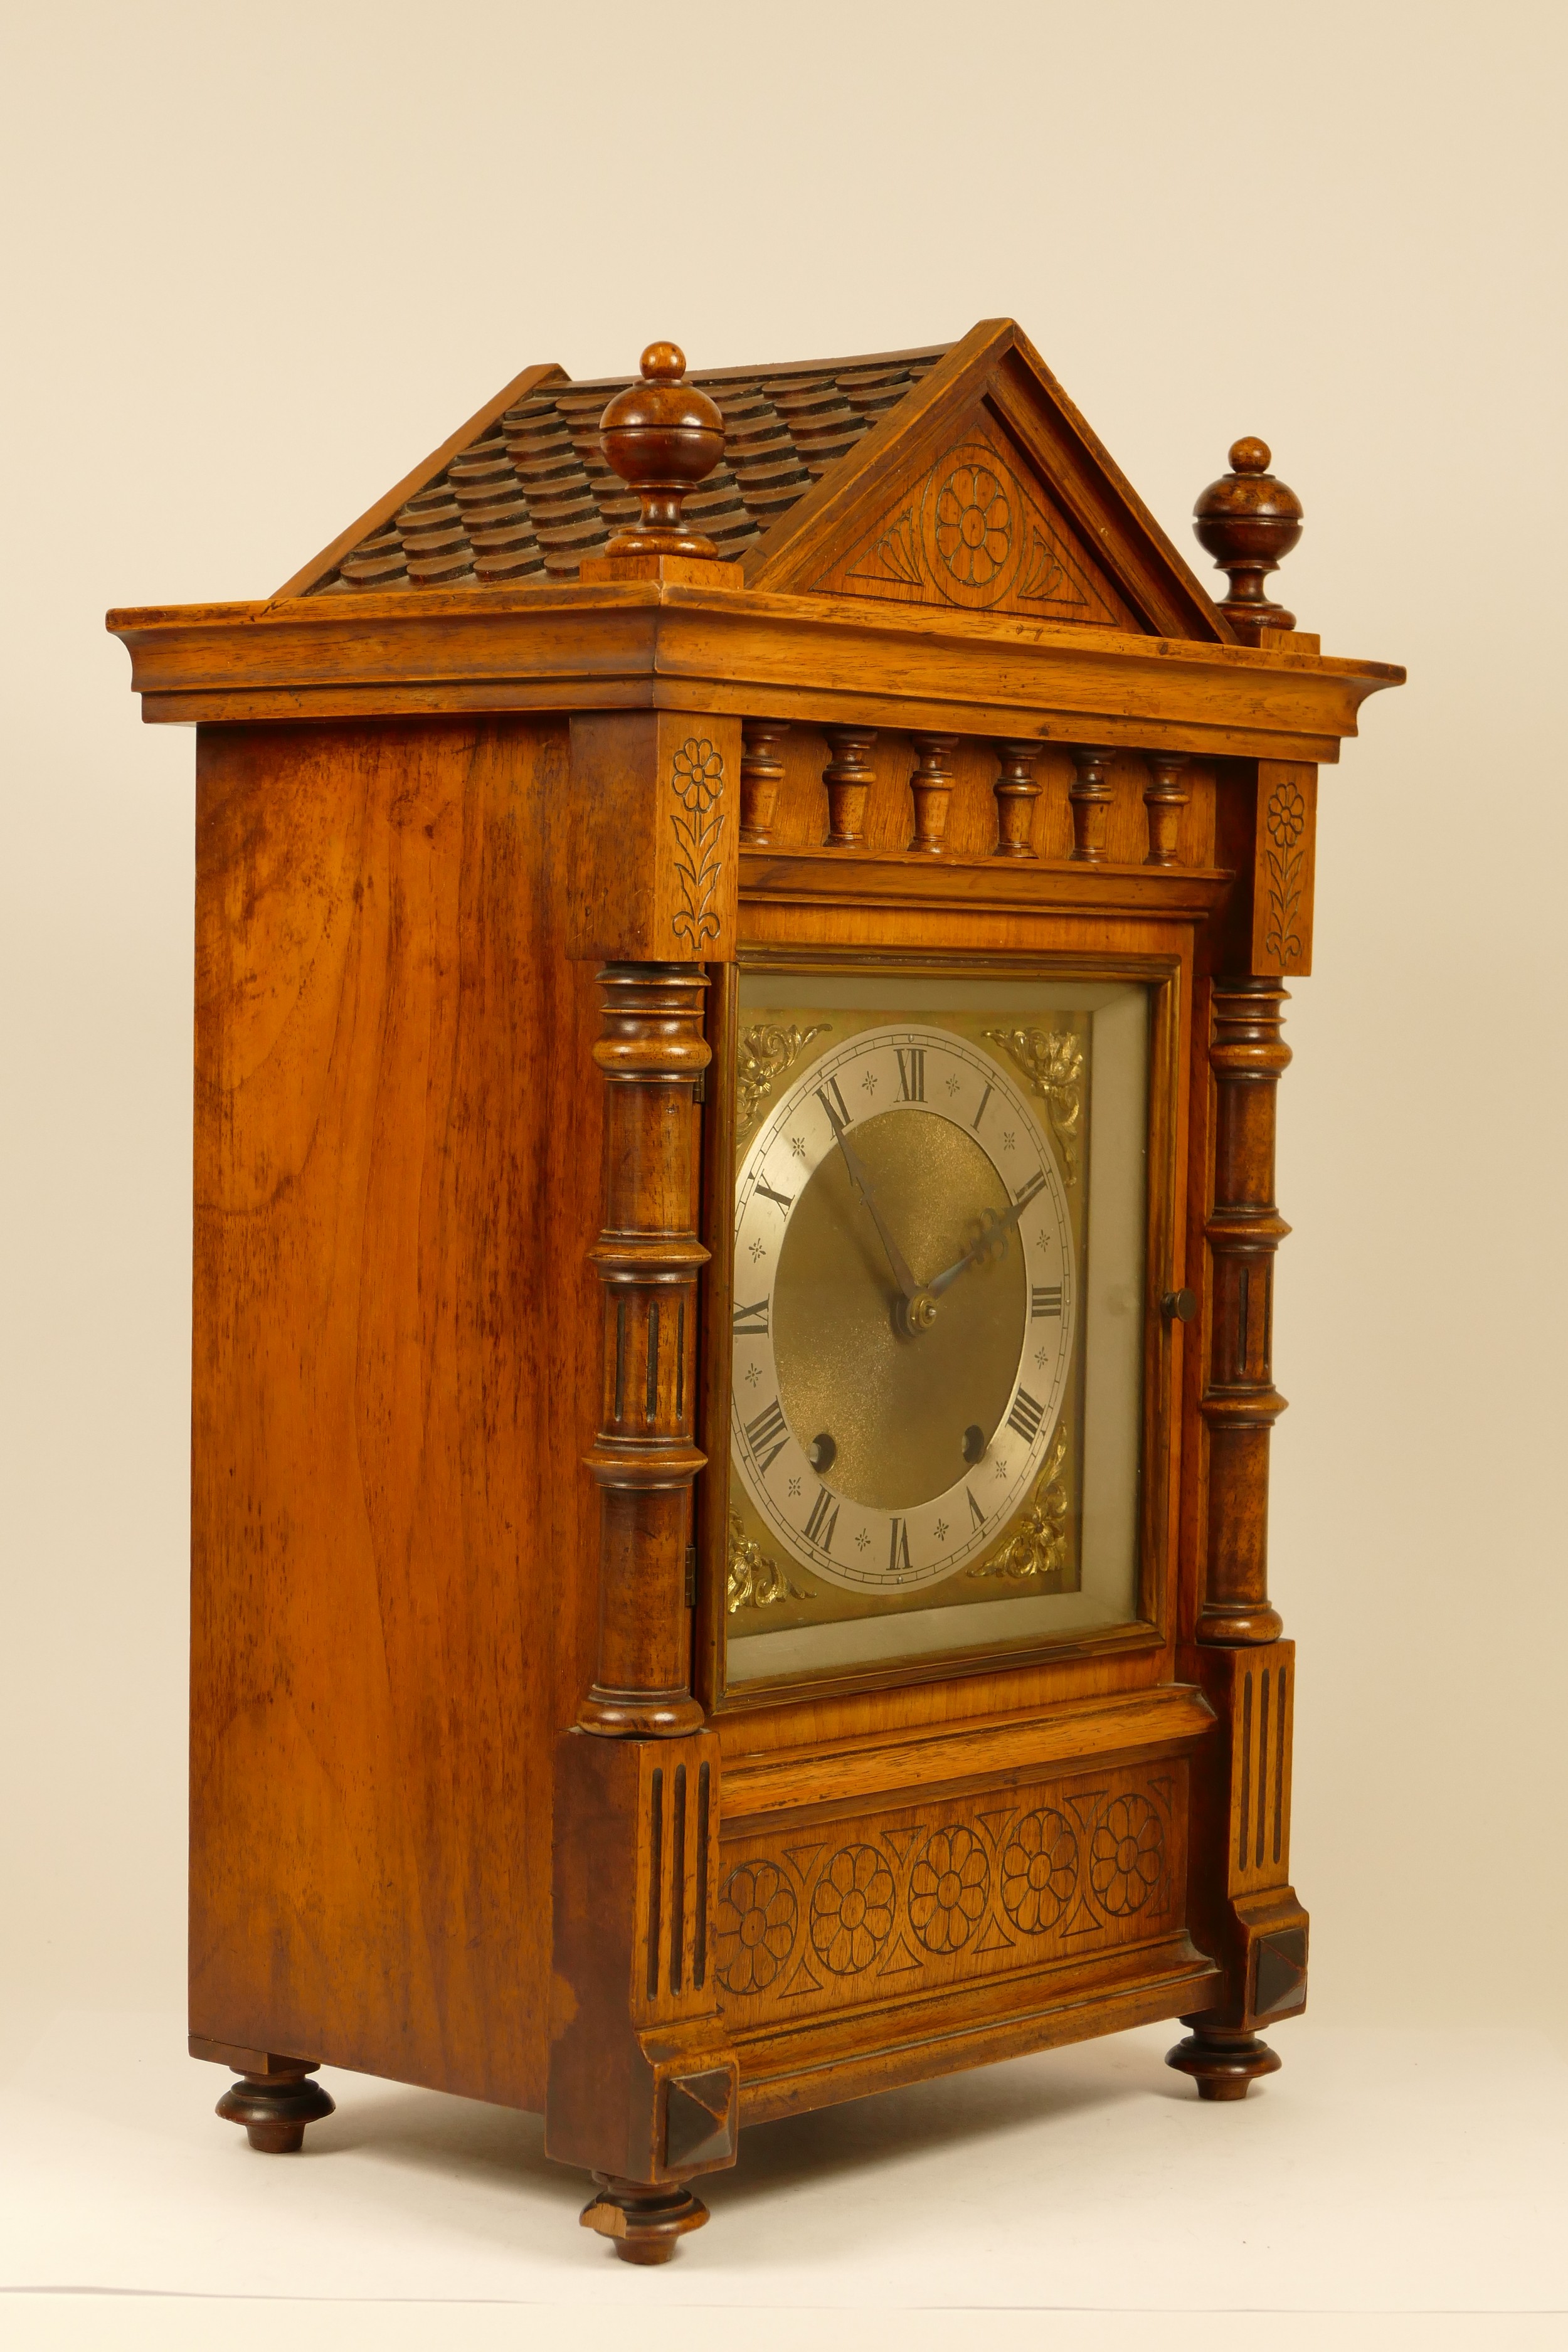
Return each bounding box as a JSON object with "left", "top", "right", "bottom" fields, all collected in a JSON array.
[
  {"left": 815, "top": 418, "right": 1135, "bottom": 628},
  {"left": 745, "top": 320, "right": 1232, "bottom": 645}
]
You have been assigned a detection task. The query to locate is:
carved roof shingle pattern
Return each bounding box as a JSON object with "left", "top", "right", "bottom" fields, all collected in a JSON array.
[{"left": 314, "top": 351, "right": 946, "bottom": 594}]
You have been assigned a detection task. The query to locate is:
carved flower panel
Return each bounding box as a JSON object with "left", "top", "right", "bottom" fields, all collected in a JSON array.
[{"left": 712, "top": 1763, "right": 1185, "bottom": 2018}]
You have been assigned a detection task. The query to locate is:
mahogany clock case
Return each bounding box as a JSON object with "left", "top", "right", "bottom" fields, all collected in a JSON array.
[{"left": 105, "top": 317, "right": 1402, "bottom": 2263}]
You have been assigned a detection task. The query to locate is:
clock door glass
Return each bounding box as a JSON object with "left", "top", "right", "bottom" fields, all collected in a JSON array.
[{"left": 724, "top": 970, "right": 1150, "bottom": 1686}]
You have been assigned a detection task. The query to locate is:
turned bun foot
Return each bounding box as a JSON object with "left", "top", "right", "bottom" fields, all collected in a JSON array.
[
  {"left": 580, "top": 2173, "right": 709, "bottom": 2264},
  {"left": 1165, "top": 2025, "right": 1282, "bottom": 2101},
  {"left": 216, "top": 2065, "right": 336, "bottom": 2153}
]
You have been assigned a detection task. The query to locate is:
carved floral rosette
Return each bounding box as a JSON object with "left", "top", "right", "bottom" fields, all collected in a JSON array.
[{"left": 712, "top": 1767, "right": 1181, "bottom": 2013}]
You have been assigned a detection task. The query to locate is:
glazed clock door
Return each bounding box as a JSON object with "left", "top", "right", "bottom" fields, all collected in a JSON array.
[{"left": 722, "top": 967, "right": 1160, "bottom": 1692}]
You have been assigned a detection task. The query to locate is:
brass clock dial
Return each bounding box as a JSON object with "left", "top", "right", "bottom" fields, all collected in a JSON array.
[{"left": 731, "top": 1024, "right": 1076, "bottom": 1592}]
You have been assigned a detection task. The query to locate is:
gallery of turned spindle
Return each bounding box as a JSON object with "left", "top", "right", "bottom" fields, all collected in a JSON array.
[
  {"left": 1069, "top": 745, "right": 1116, "bottom": 861},
  {"left": 580, "top": 964, "right": 710, "bottom": 1735},
  {"left": 1143, "top": 753, "right": 1191, "bottom": 866},
  {"left": 823, "top": 726, "right": 877, "bottom": 846},
  {"left": 908, "top": 733, "right": 958, "bottom": 852},
  {"left": 991, "top": 740, "right": 1042, "bottom": 856},
  {"left": 739, "top": 719, "right": 790, "bottom": 846}
]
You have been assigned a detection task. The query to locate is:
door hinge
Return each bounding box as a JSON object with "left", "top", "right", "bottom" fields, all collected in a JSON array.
[
  {"left": 684, "top": 1545, "right": 698, "bottom": 1608},
  {"left": 692, "top": 1066, "right": 707, "bottom": 1104}
]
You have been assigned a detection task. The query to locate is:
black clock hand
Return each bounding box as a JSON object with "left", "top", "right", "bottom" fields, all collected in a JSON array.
[
  {"left": 926, "top": 1197, "right": 1026, "bottom": 1298},
  {"left": 831, "top": 1119, "right": 923, "bottom": 1305}
]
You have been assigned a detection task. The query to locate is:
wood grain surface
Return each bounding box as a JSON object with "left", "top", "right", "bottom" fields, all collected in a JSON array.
[
  {"left": 189, "top": 716, "right": 601, "bottom": 2108},
  {"left": 107, "top": 583, "right": 1400, "bottom": 760}
]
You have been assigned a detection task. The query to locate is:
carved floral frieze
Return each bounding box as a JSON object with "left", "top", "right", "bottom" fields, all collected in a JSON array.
[{"left": 713, "top": 1768, "right": 1180, "bottom": 2010}]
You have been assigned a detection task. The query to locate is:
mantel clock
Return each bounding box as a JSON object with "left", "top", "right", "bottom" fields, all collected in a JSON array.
[{"left": 109, "top": 322, "right": 1402, "bottom": 2261}]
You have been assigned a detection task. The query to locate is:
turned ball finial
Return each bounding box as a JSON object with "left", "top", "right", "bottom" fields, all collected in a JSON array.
[
  {"left": 600, "top": 341, "right": 725, "bottom": 559},
  {"left": 1194, "top": 437, "right": 1305, "bottom": 644}
]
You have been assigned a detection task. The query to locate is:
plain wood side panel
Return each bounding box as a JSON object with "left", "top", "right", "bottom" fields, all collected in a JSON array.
[{"left": 189, "top": 715, "right": 598, "bottom": 2110}]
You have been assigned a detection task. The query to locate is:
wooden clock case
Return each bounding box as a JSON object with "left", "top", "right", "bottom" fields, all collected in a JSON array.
[{"left": 107, "top": 319, "right": 1402, "bottom": 2262}]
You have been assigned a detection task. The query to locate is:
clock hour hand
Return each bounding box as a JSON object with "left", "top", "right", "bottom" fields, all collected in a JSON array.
[
  {"left": 830, "top": 1117, "right": 923, "bottom": 1306},
  {"left": 926, "top": 1197, "right": 1025, "bottom": 1298}
]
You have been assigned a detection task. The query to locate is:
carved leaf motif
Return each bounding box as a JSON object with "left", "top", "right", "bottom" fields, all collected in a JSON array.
[
  {"left": 670, "top": 736, "right": 726, "bottom": 948},
  {"left": 875, "top": 509, "right": 923, "bottom": 586},
  {"left": 1016, "top": 526, "right": 1086, "bottom": 607},
  {"left": 982, "top": 1027, "right": 1084, "bottom": 1182},
  {"left": 1262, "top": 778, "right": 1308, "bottom": 964}
]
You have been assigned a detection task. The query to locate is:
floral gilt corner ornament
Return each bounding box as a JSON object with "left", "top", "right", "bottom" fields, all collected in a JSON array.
[{"left": 670, "top": 737, "right": 726, "bottom": 948}]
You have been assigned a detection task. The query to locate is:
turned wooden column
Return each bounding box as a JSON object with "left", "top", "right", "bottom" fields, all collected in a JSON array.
[
  {"left": 823, "top": 726, "right": 876, "bottom": 846},
  {"left": 1143, "top": 752, "right": 1190, "bottom": 866},
  {"left": 992, "top": 739, "right": 1042, "bottom": 856},
  {"left": 1069, "top": 744, "right": 1116, "bottom": 861},
  {"left": 580, "top": 964, "right": 710, "bottom": 1735},
  {"left": 907, "top": 733, "right": 956, "bottom": 852},
  {"left": 1199, "top": 977, "right": 1290, "bottom": 1645},
  {"left": 739, "top": 719, "right": 789, "bottom": 846}
]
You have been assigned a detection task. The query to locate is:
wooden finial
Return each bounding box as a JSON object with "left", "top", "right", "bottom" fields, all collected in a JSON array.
[
  {"left": 600, "top": 342, "right": 725, "bottom": 558},
  {"left": 1193, "top": 437, "right": 1304, "bottom": 645}
]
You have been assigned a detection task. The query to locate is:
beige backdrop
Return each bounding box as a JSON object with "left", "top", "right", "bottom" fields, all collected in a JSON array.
[{"left": 2, "top": 0, "right": 1562, "bottom": 2039}]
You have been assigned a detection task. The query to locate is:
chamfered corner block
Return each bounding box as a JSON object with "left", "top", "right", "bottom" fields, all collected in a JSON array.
[{"left": 106, "top": 318, "right": 1401, "bottom": 2259}]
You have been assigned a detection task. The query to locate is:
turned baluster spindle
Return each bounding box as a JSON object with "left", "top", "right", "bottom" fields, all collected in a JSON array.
[
  {"left": 739, "top": 719, "right": 790, "bottom": 847},
  {"left": 1199, "top": 977, "right": 1291, "bottom": 1646},
  {"left": 580, "top": 963, "right": 710, "bottom": 1736},
  {"left": 1193, "top": 438, "right": 1304, "bottom": 647},
  {"left": 1068, "top": 745, "right": 1116, "bottom": 862},
  {"left": 823, "top": 727, "right": 877, "bottom": 847},
  {"left": 1143, "top": 752, "right": 1191, "bottom": 866},
  {"left": 907, "top": 733, "right": 957, "bottom": 854},
  {"left": 991, "top": 740, "right": 1043, "bottom": 857}
]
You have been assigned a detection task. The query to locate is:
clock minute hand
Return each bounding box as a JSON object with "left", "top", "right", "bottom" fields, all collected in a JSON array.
[
  {"left": 926, "top": 1197, "right": 1026, "bottom": 1299},
  {"left": 832, "top": 1120, "right": 922, "bottom": 1305}
]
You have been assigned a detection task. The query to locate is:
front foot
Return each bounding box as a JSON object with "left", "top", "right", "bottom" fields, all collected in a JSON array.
[
  {"left": 216, "top": 2064, "right": 336, "bottom": 2152},
  {"left": 1165, "top": 2025, "right": 1281, "bottom": 2102},
  {"left": 580, "top": 2173, "right": 709, "bottom": 2265}
]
